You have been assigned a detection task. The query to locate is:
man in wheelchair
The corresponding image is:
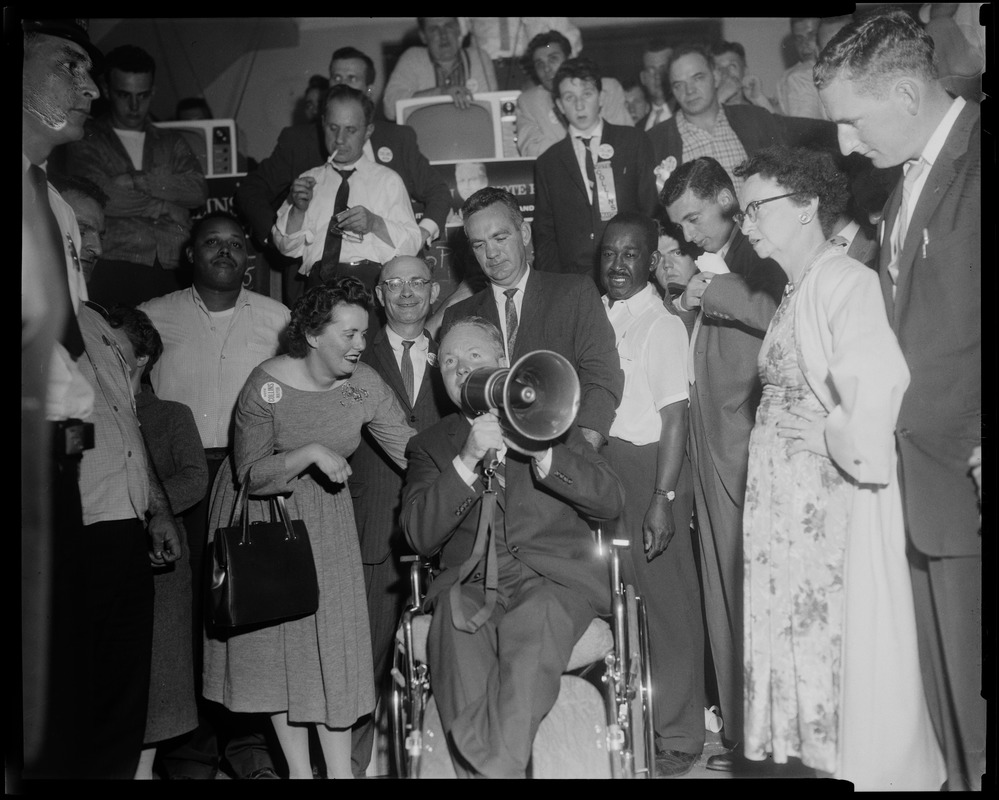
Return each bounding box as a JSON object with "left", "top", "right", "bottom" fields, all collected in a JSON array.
[{"left": 400, "top": 317, "right": 626, "bottom": 778}]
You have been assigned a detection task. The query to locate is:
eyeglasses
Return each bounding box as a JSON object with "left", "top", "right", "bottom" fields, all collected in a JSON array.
[
  {"left": 379, "top": 277, "right": 432, "bottom": 293},
  {"left": 733, "top": 192, "right": 803, "bottom": 227}
]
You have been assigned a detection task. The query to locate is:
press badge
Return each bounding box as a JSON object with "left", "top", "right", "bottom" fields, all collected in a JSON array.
[{"left": 594, "top": 161, "right": 618, "bottom": 221}]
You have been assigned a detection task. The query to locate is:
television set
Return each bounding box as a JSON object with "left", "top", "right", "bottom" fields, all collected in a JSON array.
[
  {"left": 396, "top": 91, "right": 522, "bottom": 163},
  {"left": 152, "top": 119, "right": 240, "bottom": 178}
]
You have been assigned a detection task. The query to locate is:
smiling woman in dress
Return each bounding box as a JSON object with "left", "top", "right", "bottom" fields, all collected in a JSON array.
[
  {"left": 732, "top": 146, "right": 944, "bottom": 790},
  {"left": 203, "top": 277, "right": 415, "bottom": 778}
]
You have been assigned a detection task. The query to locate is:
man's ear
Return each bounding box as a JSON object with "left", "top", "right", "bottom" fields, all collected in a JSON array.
[
  {"left": 893, "top": 77, "right": 921, "bottom": 116},
  {"left": 429, "top": 281, "right": 441, "bottom": 307},
  {"left": 716, "top": 188, "right": 736, "bottom": 212},
  {"left": 521, "top": 220, "right": 532, "bottom": 246},
  {"left": 185, "top": 245, "right": 194, "bottom": 264}
]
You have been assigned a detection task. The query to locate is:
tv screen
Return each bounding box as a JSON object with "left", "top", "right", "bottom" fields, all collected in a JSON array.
[
  {"left": 403, "top": 101, "right": 497, "bottom": 162},
  {"left": 153, "top": 120, "right": 238, "bottom": 178}
]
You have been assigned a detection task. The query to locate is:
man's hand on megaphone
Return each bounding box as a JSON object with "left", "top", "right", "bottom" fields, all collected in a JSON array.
[
  {"left": 459, "top": 411, "right": 505, "bottom": 472},
  {"left": 643, "top": 498, "right": 676, "bottom": 562}
]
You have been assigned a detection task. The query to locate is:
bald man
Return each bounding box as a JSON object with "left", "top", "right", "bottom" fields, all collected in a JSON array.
[{"left": 349, "top": 256, "right": 451, "bottom": 775}]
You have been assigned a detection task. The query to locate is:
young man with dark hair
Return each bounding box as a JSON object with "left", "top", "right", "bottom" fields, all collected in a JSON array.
[
  {"left": 515, "top": 31, "right": 631, "bottom": 157},
  {"left": 533, "top": 58, "right": 659, "bottom": 283},
  {"left": 817, "top": 9, "right": 983, "bottom": 790},
  {"left": 61, "top": 43, "right": 208, "bottom": 308}
]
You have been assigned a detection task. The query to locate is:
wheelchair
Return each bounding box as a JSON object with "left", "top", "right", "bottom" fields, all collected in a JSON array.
[{"left": 389, "top": 529, "right": 655, "bottom": 779}]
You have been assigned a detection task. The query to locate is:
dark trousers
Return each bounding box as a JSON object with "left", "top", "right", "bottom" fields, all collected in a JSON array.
[
  {"left": 83, "top": 519, "right": 155, "bottom": 779},
  {"left": 158, "top": 449, "right": 275, "bottom": 778},
  {"left": 688, "top": 397, "right": 746, "bottom": 745},
  {"left": 908, "top": 548, "right": 986, "bottom": 791},
  {"left": 351, "top": 552, "right": 410, "bottom": 776},
  {"left": 607, "top": 438, "right": 705, "bottom": 755},
  {"left": 428, "top": 561, "right": 595, "bottom": 778},
  {"left": 22, "top": 447, "right": 90, "bottom": 779}
]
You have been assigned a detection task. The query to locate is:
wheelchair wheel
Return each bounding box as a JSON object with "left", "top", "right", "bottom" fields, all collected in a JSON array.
[
  {"left": 626, "top": 585, "right": 655, "bottom": 778},
  {"left": 390, "top": 617, "right": 429, "bottom": 778}
]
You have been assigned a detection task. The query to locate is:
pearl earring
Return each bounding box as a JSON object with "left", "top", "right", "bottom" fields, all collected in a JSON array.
[{"left": 799, "top": 214, "right": 810, "bottom": 224}]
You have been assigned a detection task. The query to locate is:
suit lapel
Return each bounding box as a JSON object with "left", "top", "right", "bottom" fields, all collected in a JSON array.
[
  {"left": 890, "top": 102, "right": 978, "bottom": 325},
  {"left": 511, "top": 269, "right": 544, "bottom": 360},
  {"left": 371, "top": 328, "right": 411, "bottom": 412},
  {"left": 412, "top": 330, "right": 437, "bottom": 410},
  {"left": 557, "top": 135, "right": 589, "bottom": 203}
]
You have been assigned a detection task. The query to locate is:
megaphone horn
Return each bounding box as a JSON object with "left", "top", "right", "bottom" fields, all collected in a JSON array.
[{"left": 460, "top": 350, "right": 581, "bottom": 441}]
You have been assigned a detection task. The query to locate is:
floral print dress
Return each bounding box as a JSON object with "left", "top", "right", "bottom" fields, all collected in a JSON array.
[{"left": 741, "top": 274, "right": 852, "bottom": 774}]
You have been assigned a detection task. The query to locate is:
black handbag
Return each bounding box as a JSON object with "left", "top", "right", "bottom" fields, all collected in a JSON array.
[{"left": 209, "top": 477, "right": 319, "bottom": 629}]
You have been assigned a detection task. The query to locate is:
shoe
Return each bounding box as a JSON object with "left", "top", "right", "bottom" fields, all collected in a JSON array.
[
  {"left": 245, "top": 767, "right": 280, "bottom": 779},
  {"left": 655, "top": 749, "right": 700, "bottom": 778},
  {"left": 706, "top": 751, "right": 737, "bottom": 772}
]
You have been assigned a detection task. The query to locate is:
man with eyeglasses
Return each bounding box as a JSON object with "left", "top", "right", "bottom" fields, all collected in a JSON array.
[
  {"left": 659, "top": 156, "right": 785, "bottom": 774},
  {"left": 348, "top": 255, "right": 451, "bottom": 776}
]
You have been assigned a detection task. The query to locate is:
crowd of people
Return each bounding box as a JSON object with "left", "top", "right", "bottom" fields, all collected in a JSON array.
[{"left": 21, "top": 8, "right": 983, "bottom": 788}]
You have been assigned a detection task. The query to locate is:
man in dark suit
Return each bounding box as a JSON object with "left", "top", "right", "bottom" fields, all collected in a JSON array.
[
  {"left": 533, "top": 57, "right": 659, "bottom": 283},
  {"left": 817, "top": 10, "right": 983, "bottom": 790},
  {"left": 234, "top": 46, "right": 451, "bottom": 306},
  {"left": 660, "top": 157, "right": 787, "bottom": 773},
  {"left": 441, "top": 187, "right": 623, "bottom": 451},
  {"left": 400, "top": 316, "right": 625, "bottom": 778},
  {"left": 348, "top": 255, "right": 450, "bottom": 776},
  {"left": 648, "top": 44, "right": 784, "bottom": 196}
]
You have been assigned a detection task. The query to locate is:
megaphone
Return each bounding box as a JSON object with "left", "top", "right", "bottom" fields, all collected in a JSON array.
[{"left": 460, "top": 350, "right": 581, "bottom": 442}]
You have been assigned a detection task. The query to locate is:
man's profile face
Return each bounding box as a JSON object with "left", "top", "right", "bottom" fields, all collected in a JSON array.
[
  {"left": 375, "top": 256, "right": 439, "bottom": 330},
  {"left": 666, "top": 188, "right": 734, "bottom": 254},
  {"left": 322, "top": 97, "right": 373, "bottom": 164},
  {"left": 555, "top": 77, "right": 602, "bottom": 132},
  {"left": 22, "top": 33, "right": 99, "bottom": 145},
  {"left": 438, "top": 322, "right": 506, "bottom": 408},
  {"left": 455, "top": 162, "right": 488, "bottom": 202},
  {"left": 421, "top": 17, "right": 462, "bottom": 66},
  {"left": 624, "top": 86, "right": 650, "bottom": 124},
  {"left": 818, "top": 76, "right": 915, "bottom": 168},
  {"left": 329, "top": 57, "right": 370, "bottom": 93},
  {"left": 189, "top": 217, "right": 249, "bottom": 294},
  {"left": 600, "top": 222, "right": 656, "bottom": 303},
  {"left": 670, "top": 52, "right": 719, "bottom": 117},
  {"left": 532, "top": 44, "right": 567, "bottom": 93},
  {"left": 464, "top": 201, "right": 530, "bottom": 289},
  {"left": 107, "top": 68, "right": 155, "bottom": 131},
  {"left": 62, "top": 190, "right": 106, "bottom": 283}
]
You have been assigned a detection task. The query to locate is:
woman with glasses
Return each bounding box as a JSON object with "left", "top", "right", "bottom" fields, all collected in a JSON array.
[
  {"left": 732, "top": 146, "right": 943, "bottom": 789},
  {"left": 203, "top": 277, "right": 416, "bottom": 778}
]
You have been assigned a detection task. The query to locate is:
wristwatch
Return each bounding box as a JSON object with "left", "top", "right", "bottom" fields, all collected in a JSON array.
[{"left": 654, "top": 488, "right": 676, "bottom": 501}]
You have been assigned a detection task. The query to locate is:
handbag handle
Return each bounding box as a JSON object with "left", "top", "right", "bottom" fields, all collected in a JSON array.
[{"left": 227, "top": 467, "right": 299, "bottom": 546}]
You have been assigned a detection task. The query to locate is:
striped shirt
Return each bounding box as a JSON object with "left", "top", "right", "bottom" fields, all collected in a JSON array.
[
  {"left": 139, "top": 287, "right": 289, "bottom": 448},
  {"left": 675, "top": 107, "right": 749, "bottom": 195}
]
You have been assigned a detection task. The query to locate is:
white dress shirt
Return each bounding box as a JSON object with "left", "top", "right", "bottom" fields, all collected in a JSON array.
[
  {"left": 273, "top": 153, "right": 423, "bottom": 272},
  {"left": 385, "top": 325, "right": 430, "bottom": 405},
  {"left": 489, "top": 268, "right": 530, "bottom": 362}
]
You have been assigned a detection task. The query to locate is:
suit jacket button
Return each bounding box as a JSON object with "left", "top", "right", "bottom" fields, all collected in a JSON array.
[{"left": 473, "top": 572, "right": 482, "bottom": 580}]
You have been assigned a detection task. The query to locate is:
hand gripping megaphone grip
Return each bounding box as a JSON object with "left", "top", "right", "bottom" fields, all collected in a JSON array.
[{"left": 459, "top": 350, "right": 581, "bottom": 441}]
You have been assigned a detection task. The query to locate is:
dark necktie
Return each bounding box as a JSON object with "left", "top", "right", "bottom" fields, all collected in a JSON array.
[
  {"left": 28, "top": 164, "right": 85, "bottom": 359},
  {"left": 579, "top": 136, "right": 597, "bottom": 205},
  {"left": 400, "top": 339, "right": 415, "bottom": 405},
  {"left": 315, "top": 168, "right": 356, "bottom": 284},
  {"left": 503, "top": 288, "right": 519, "bottom": 357}
]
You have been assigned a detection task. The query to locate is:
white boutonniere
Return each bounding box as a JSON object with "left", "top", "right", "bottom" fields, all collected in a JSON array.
[
  {"left": 654, "top": 156, "right": 678, "bottom": 192},
  {"left": 426, "top": 351, "right": 438, "bottom": 368}
]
